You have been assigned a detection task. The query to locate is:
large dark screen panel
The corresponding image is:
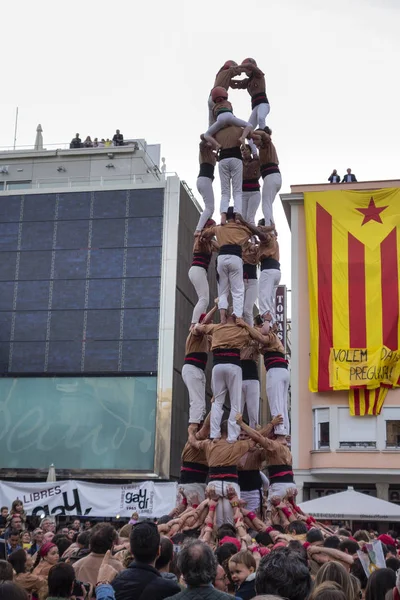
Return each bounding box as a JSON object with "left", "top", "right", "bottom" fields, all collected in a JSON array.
[{"left": 0, "top": 188, "right": 164, "bottom": 375}]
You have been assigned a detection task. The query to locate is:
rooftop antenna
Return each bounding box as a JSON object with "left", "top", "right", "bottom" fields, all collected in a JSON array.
[{"left": 13, "top": 106, "right": 19, "bottom": 150}]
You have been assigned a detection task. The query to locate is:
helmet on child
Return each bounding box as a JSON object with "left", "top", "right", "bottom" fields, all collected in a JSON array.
[
  {"left": 241, "top": 57, "right": 257, "bottom": 66},
  {"left": 211, "top": 86, "right": 228, "bottom": 102}
]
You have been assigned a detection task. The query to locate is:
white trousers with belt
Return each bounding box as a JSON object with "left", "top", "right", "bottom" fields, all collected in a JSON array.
[
  {"left": 248, "top": 102, "right": 270, "bottom": 130},
  {"left": 188, "top": 265, "right": 209, "bottom": 324},
  {"left": 208, "top": 480, "right": 241, "bottom": 527},
  {"left": 258, "top": 268, "right": 281, "bottom": 321},
  {"left": 219, "top": 157, "right": 243, "bottom": 215},
  {"left": 241, "top": 489, "right": 262, "bottom": 513},
  {"left": 241, "top": 379, "right": 260, "bottom": 429},
  {"left": 262, "top": 172, "right": 282, "bottom": 225},
  {"left": 266, "top": 367, "right": 290, "bottom": 436},
  {"left": 206, "top": 111, "right": 252, "bottom": 138},
  {"left": 179, "top": 482, "right": 207, "bottom": 505},
  {"left": 243, "top": 278, "right": 258, "bottom": 326},
  {"left": 196, "top": 176, "right": 215, "bottom": 231},
  {"left": 242, "top": 190, "right": 261, "bottom": 225},
  {"left": 211, "top": 363, "right": 242, "bottom": 442},
  {"left": 182, "top": 364, "right": 207, "bottom": 424},
  {"left": 217, "top": 254, "right": 244, "bottom": 318}
]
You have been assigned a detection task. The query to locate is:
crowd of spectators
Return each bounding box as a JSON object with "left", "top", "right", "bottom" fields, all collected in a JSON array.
[
  {"left": 70, "top": 129, "right": 124, "bottom": 149},
  {"left": 1, "top": 498, "right": 400, "bottom": 599}
]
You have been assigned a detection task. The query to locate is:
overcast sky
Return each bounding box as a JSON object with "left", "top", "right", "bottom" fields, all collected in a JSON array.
[{"left": 1, "top": 0, "right": 399, "bottom": 289}]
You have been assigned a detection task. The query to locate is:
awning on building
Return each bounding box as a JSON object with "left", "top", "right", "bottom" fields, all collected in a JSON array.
[{"left": 299, "top": 487, "right": 400, "bottom": 522}]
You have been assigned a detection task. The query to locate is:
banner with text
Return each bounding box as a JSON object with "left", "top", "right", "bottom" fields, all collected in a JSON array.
[
  {"left": 329, "top": 346, "right": 400, "bottom": 390},
  {"left": 0, "top": 480, "right": 177, "bottom": 518},
  {"left": 275, "top": 285, "right": 287, "bottom": 351}
]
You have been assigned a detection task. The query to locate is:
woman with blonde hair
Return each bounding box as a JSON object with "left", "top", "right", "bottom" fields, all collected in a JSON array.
[
  {"left": 314, "top": 561, "right": 356, "bottom": 600},
  {"left": 309, "top": 581, "right": 347, "bottom": 600}
]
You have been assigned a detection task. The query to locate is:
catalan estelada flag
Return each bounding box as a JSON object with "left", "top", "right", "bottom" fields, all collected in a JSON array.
[{"left": 304, "top": 188, "right": 400, "bottom": 415}]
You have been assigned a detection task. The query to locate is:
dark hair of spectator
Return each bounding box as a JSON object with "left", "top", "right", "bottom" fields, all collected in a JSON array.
[
  {"left": 255, "top": 531, "right": 273, "bottom": 547},
  {"left": 48, "top": 562, "right": 75, "bottom": 598},
  {"left": 287, "top": 540, "right": 308, "bottom": 564},
  {"left": 130, "top": 521, "right": 160, "bottom": 563},
  {"left": 386, "top": 544, "right": 397, "bottom": 556},
  {"left": 309, "top": 581, "right": 347, "bottom": 600},
  {"left": 157, "top": 515, "right": 172, "bottom": 526},
  {"left": 381, "top": 543, "right": 389, "bottom": 557},
  {"left": 289, "top": 520, "right": 308, "bottom": 535},
  {"left": 0, "top": 560, "right": 13, "bottom": 581},
  {"left": 351, "top": 558, "right": 368, "bottom": 590},
  {"left": 0, "top": 583, "right": 28, "bottom": 600},
  {"left": 323, "top": 536, "right": 341, "bottom": 549},
  {"left": 271, "top": 524, "right": 285, "bottom": 534},
  {"left": 338, "top": 528, "right": 351, "bottom": 537},
  {"left": 387, "top": 530, "right": 398, "bottom": 539},
  {"left": 53, "top": 535, "right": 72, "bottom": 557},
  {"left": 255, "top": 547, "right": 312, "bottom": 600},
  {"left": 89, "top": 523, "right": 118, "bottom": 554},
  {"left": 171, "top": 533, "right": 185, "bottom": 545},
  {"left": 386, "top": 556, "right": 400, "bottom": 572},
  {"left": 365, "top": 568, "right": 396, "bottom": 600},
  {"left": 215, "top": 542, "right": 239, "bottom": 565},
  {"left": 339, "top": 539, "right": 359, "bottom": 555},
  {"left": 77, "top": 531, "right": 90, "bottom": 548},
  {"left": 178, "top": 540, "right": 217, "bottom": 586},
  {"left": 314, "top": 561, "right": 355, "bottom": 600},
  {"left": 8, "top": 528, "right": 20, "bottom": 539},
  {"left": 7, "top": 549, "right": 27, "bottom": 575},
  {"left": 353, "top": 530, "right": 370, "bottom": 542},
  {"left": 155, "top": 536, "right": 174, "bottom": 570},
  {"left": 216, "top": 523, "right": 236, "bottom": 541},
  {"left": 307, "top": 528, "right": 324, "bottom": 544}
]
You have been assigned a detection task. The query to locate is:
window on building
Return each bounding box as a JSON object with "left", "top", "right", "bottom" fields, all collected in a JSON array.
[
  {"left": 313, "top": 408, "right": 330, "bottom": 450},
  {"left": 383, "top": 408, "right": 400, "bottom": 448},
  {"left": 338, "top": 408, "right": 377, "bottom": 448},
  {"left": 6, "top": 181, "right": 31, "bottom": 190}
]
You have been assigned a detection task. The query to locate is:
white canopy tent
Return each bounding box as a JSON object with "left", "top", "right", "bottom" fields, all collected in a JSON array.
[{"left": 299, "top": 487, "right": 400, "bottom": 522}]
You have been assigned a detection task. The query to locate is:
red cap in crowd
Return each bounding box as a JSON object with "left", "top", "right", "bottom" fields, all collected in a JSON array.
[{"left": 378, "top": 534, "right": 396, "bottom": 547}]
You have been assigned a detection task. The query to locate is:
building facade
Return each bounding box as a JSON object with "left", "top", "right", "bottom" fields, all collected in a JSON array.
[
  {"left": 0, "top": 141, "right": 217, "bottom": 481},
  {"left": 281, "top": 180, "right": 400, "bottom": 504}
]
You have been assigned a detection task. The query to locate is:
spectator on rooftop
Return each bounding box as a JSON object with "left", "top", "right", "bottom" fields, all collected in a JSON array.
[
  {"left": 70, "top": 133, "right": 82, "bottom": 149},
  {"left": 93, "top": 138, "right": 99, "bottom": 147},
  {"left": 105, "top": 138, "right": 112, "bottom": 147},
  {"left": 99, "top": 139, "right": 106, "bottom": 148},
  {"left": 342, "top": 168, "right": 357, "bottom": 183},
  {"left": 113, "top": 129, "right": 124, "bottom": 146},
  {"left": 328, "top": 169, "right": 341, "bottom": 183},
  {"left": 83, "top": 136, "right": 93, "bottom": 148}
]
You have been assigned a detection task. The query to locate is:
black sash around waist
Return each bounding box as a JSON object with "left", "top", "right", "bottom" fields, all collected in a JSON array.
[
  {"left": 179, "top": 461, "right": 209, "bottom": 484},
  {"left": 209, "top": 465, "right": 238, "bottom": 482},
  {"left": 213, "top": 347, "right": 241, "bottom": 367},
  {"left": 260, "top": 162, "right": 280, "bottom": 178},
  {"left": 241, "top": 359, "right": 259, "bottom": 381},
  {"left": 191, "top": 252, "right": 212, "bottom": 270},
  {"left": 251, "top": 92, "right": 269, "bottom": 109},
  {"left": 198, "top": 162, "right": 215, "bottom": 180},
  {"left": 260, "top": 257, "right": 280, "bottom": 271},
  {"left": 238, "top": 469, "right": 262, "bottom": 491},
  {"left": 268, "top": 464, "right": 294, "bottom": 483},
  {"left": 219, "top": 147, "right": 242, "bottom": 161},
  {"left": 219, "top": 244, "right": 242, "bottom": 258},
  {"left": 243, "top": 263, "right": 257, "bottom": 280},
  {"left": 184, "top": 352, "right": 208, "bottom": 371},
  {"left": 242, "top": 177, "right": 260, "bottom": 192},
  {"left": 264, "top": 351, "right": 288, "bottom": 372}
]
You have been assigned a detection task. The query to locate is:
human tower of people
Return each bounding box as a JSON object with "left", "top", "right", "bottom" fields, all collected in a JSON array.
[{"left": 168, "top": 57, "right": 306, "bottom": 537}]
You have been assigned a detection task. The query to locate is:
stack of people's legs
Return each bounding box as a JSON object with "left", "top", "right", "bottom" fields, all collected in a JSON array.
[{"left": 178, "top": 58, "right": 293, "bottom": 537}]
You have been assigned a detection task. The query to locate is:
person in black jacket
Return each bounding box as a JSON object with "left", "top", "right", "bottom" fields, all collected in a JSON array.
[
  {"left": 168, "top": 540, "right": 232, "bottom": 600},
  {"left": 70, "top": 133, "right": 82, "bottom": 149},
  {"left": 112, "top": 521, "right": 180, "bottom": 600},
  {"left": 328, "top": 169, "right": 340, "bottom": 183},
  {"left": 112, "top": 130, "right": 124, "bottom": 146},
  {"left": 342, "top": 168, "right": 357, "bottom": 183}
]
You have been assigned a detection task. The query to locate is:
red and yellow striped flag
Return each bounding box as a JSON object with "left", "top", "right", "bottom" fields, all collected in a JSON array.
[{"left": 304, "top": 188, "right": 400, "bottom": 415}]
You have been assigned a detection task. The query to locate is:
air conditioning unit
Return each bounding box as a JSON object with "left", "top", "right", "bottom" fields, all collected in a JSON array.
[{"left": 0, "top": 166, "right": 9, "bottom": 174}]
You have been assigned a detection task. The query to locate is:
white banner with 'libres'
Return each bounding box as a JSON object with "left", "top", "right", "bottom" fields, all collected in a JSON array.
[{"left": 0, "top": 480, "right": 177, "bottom": 518}]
